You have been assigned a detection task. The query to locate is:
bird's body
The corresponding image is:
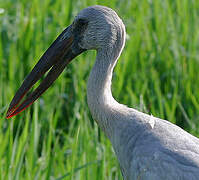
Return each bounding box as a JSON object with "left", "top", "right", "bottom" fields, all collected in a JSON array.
[
  {"left": 7, "top": 5, "right": 199, "bottom": 180},
  {"left": 84, "top": 6, "right": 199, "bottom": 179},
  {"left": 93, "top": 104, "right": 199, "bottom": 179}
]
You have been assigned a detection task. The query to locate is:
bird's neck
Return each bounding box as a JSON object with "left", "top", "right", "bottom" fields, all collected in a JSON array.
[
  {"left": 87, "top": 21, "right": 126, "bottom": 138},
  {"left": 87, "top": 46, "right": 124, "bottom": 137}
]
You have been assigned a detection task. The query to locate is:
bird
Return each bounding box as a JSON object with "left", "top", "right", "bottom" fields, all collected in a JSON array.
[{"left": 6, "top": 5, "right": 199, "bottom": 180}]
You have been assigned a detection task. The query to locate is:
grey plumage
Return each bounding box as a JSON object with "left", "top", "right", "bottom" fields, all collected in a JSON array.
[{"left": 75, "top": 5, "right": 199, "bottom": 180}]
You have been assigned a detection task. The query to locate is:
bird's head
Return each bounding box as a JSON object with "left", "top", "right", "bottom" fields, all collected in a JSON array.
[
  {"left": 6, "top": 5, "right": 125, "bottom": 118},
  {"left": 73, "top": 6, "right": 125, "bottom": 50}
]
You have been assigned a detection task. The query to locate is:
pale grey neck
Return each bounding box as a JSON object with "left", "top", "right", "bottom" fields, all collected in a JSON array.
[
  {"left": 87, "top": 44, "right": 124, "bottom": 137},
  {"left": 87, "top": 48, "right": 117, "bottom": 107},
  {"left": 86, "top": 21, "right": 126, "bottom": 137}
]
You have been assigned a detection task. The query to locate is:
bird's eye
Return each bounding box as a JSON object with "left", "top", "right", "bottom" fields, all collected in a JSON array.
[
  {"left": 73, "top": 18, "right": 88, "bottom": 34},
  {"left": 77, "top": 18, "right": 88, "bottom": 27}
]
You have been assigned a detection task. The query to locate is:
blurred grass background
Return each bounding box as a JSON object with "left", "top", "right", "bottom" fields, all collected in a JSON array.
[{"left": 0, "top": 0, "right": 199, "bottom": 179}]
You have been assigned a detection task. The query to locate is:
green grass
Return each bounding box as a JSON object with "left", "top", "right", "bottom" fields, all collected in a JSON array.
[{"left": 1, "top": 0, "right": 199, "bottom": 179}]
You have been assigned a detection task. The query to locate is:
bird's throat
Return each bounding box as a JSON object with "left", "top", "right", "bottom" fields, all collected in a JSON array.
[{"left": 87, "top": 48, "right": 120, "bottom": 136}]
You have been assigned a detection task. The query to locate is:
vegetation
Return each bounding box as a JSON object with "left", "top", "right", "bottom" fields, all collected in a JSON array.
[{"left": 0, "top": 0, "right": 199, "bottom": 179}]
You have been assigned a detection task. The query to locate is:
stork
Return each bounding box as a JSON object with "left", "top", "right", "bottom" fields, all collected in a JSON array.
[{"left": 6, "top": 5, "right": 199, "bottom": 180}]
